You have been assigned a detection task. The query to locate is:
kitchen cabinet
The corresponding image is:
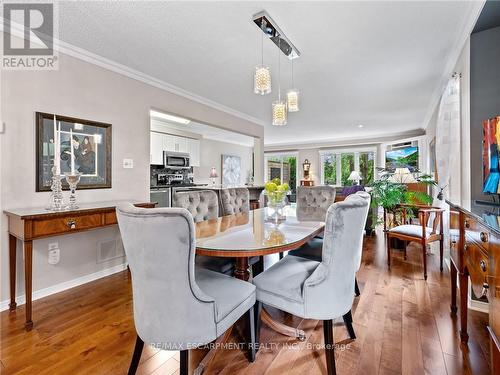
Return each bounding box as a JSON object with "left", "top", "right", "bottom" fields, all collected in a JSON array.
[
  {"left": 150, "top": 132, "right": 201, "bottom": 166},
  {"left": 187, "top": 138, "right": 200, "bottom": 167},
  {"left": 150, "top": 132, "right": 164, "bottom": 165}
]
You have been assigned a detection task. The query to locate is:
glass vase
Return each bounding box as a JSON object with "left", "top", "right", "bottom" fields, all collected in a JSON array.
[{"left": 64, "top": 173, "right": 82, "bottom": 210}]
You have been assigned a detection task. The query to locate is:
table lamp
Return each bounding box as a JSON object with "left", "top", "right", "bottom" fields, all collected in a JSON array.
[
  {"left": 389, "top": 168, "right": 417, "bottom": 183},
  {"left": 209, "top": 167, "right": 218, "bottom": 186},
  {"left": 348, "top": 171, "right": 363, "bottom": 185}
]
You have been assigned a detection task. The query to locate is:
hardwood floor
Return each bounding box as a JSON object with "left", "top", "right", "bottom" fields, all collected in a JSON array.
[{"left": 0, "top": 231, "right": 491, "bottom": 374}]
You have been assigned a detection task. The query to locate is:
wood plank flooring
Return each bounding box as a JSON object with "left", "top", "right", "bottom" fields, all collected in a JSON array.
[{"left": 0, "top": 231, "right": 491, "bottom": 374}]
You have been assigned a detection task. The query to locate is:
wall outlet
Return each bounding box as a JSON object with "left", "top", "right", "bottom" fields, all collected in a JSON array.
[
  {"left": 48, "top": 243, "right": 60, "bottom": 265},
  {"left": 123, "top": 159, "right": 134, "bottom": 168}
]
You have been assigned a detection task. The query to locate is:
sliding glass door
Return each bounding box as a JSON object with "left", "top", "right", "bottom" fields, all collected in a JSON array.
[{"left": 264, "top": 153, "right": 298, "bottom": 202}]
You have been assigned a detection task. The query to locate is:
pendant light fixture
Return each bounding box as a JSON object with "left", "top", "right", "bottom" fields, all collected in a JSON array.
[
  {"left": 254, "top": 20, "right": 271, "bottom": 95},
  {"left": 287, "top": 58, "right": 300, "bottom": 112},
  {"left": 272, "top": 36, "right": 287, "bottom": 126}
]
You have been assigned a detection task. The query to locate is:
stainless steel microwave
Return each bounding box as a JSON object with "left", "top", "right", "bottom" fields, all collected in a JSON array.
[{"left": 163, "top": 151, "right": 190, "bottom": 169}]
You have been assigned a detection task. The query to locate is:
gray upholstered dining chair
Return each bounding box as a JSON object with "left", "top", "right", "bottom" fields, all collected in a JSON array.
[
  {"left": 172, "top": 190, "right": 235, "bottom": 275},
  {"left": 290, "top": 191, "right": 371, "bottom": 295},
  {"left": 296, "top": 185, "right": 337, "bottom": 211},
  {"left": 288, "top": 191, "right": 371, "bottom": 339},
  {"left": 252, "top": 195, "right": 369, "bottom": 375},
  {"left": 218, "top": 187, "right": 261, "bottom": 275},
  {"left": 116, "top": 204, "right": 256, "bottom": 375},
  {"left": 220, "top": 187, "right": 250, "bottom": 216}
]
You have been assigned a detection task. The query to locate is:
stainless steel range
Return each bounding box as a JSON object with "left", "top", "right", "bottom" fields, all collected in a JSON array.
[{"left": 150, "top": 165, "right": 206, "bottom": 207}]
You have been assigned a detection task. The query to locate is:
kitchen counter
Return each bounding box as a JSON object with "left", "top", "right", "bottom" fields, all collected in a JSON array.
[{"left": 150, "top": 183, "right": 208, "bottom": 190}]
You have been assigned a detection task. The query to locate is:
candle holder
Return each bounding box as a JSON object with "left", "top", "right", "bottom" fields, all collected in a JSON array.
[
  {"left": 64, "top": 172, "right": 82, "bottom": 210},
  {"left": 46, "top": 167, "right": 66, "bottom": 211}
]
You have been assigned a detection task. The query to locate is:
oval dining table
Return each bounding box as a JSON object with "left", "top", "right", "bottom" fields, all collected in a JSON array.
[{"left": 195, "top": 204, "right": 326, "bottom": 340}]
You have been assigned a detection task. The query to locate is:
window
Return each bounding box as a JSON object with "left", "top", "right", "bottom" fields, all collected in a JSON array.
[
  {"left": 323, "top": 154, "right": 337, "bottom": 185},
  {"left": 320, "top": 149, "right": 376, "bottom": 186},
  {"left": 359, "top": 152, "right": 375, "bottom": 185},
  {"left": 264, "top": 153, "right": 298, "bottom": 202},
  {"left": 341, "top": 153, "right": 355, "bottom": 186}
]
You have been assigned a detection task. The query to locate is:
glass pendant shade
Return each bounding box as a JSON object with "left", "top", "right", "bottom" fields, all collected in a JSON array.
[
  {"left": 254, "top": 65, "right": 272, "bottom": 95},
  {"left": 287, "top": 89, "right": 300, "bottom": 112},
  {"left": 272, "top": 100, "right": 287, "bottom": 126}
]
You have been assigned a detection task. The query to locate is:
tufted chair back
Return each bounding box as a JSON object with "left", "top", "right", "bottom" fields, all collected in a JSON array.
[
  {"left": 116, "top": 204, "right": 218, "bottom": 347},
  {"left": 303, "top": 194, "right": 369, "bottom": 319},
  {"left": 220, "top": 188, "right": 250, "bottom": 216},
  {"left": 172, "top": 190, "right": 219, "bottom": 223},
  {"left": 297, "top": 186, "right": 336, "bottom": 211},
  {"left": 348, "top": 191, "right": 371, "bottom": 271}
]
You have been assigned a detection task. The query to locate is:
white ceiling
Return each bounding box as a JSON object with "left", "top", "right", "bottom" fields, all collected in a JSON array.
[{"left": 57, "top": 1, "right": 481, "bottom": 146}]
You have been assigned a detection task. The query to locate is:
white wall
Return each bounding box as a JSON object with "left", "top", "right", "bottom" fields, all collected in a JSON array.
[
  {"left": 297, "top": 149, "right": 320, "bottom": 185},
  {"left": 193, "top": 138, "right": 253, "bottom": 185},
  {"left": 0, "top": 46, "right": 264, "bottom": 308}
]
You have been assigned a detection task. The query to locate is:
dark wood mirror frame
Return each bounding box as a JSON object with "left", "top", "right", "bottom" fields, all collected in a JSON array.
[{"left": 35, "top": 112, "right": 112, "bottom": 191}]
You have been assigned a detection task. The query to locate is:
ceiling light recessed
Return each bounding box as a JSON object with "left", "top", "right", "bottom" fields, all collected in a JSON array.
[
  {"left": 150, "top": 110, "right": 190, "bottom": 125},
  {"left": 358, "top": 124, "right": 364, "bottom": 128}
]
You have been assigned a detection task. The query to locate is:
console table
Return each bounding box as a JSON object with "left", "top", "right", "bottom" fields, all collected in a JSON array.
[
  {"left": 4, "top": 200, "right": 155, "bottom": 330},
  {"left": 447, "top": 200, "right": 500, "bottom": 373}
]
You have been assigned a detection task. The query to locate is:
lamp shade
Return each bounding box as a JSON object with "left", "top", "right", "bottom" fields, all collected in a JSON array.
[
  {"left": 389, "top": 168, "right": 417, "bottom": 183},
  {"left": 272, "top": 100, "right": 287, "bottom": 126},
  {"left": 209, "top": 167, "right": 218, "bottom": 178},
  {"left": 254, "top": 65, "right": 272, "bottom": 95},
  {"left": 287, "top": 89, "right": 300, "bottom": 112},
  {"left": 348, "top": 171, "right": 363, "bottom": 181}
]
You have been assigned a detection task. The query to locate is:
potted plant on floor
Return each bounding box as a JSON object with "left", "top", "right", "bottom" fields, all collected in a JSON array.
[{"left": 368, "top": 168, "right": 436, "bottom": 231}]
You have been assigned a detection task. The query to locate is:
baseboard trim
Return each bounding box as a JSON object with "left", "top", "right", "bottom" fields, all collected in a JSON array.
[{"left": 0, "top": 263, "right": 127, "bottom": 312}]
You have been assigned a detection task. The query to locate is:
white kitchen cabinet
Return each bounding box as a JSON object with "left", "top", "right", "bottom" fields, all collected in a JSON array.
[
  {"left": 187, "top": 138, "right": 200, "bottom": 167},
  {"left": 150, "top": 132, "right": 200, "bottom": 166},
  {"left": 150, "top": 132, "right": 164, "bottom": 165},
  {"left": 163, "top": 135, "right": 176, "bottom": 152},
  {"left": 175, "top": 136, "right": 188, "bottom": 153}
]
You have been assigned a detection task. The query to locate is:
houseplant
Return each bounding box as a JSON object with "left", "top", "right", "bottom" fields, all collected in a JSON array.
[{"left": 368, "top": 169, "right": 436, "bottom": 229}]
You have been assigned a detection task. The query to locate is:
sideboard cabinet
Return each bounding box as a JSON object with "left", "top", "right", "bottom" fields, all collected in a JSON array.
[{"left": 447, "top": 200, "right": 500, "bottom": 373}]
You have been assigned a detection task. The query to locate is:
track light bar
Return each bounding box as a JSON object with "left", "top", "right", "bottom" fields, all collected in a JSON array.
[{"left": 252, "top": 11, "right": 301, "bottom": 60}]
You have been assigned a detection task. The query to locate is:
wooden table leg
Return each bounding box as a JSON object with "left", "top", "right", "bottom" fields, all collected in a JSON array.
[
  {"left": 24, "top": 240, "right": 33, "bottom": 331},
  {"left": 450, "top": 262, "right": 458, "bottom": 314},
  {"left": 234, "top": 257, "right": 250, "bottom": 281},
  {"left": 194, "top": 329, "right": 233, "bottom": 375},
  {"left": 243, "top": 255, "right": 306, "bottom": 341},
  {"left": 9, "top": 234, "right": 17, "bottom": 311},
  {"left": 459, "top": 271, "right": 469, "bottom": 343},
  {"left": 261, "top": 308, "right": 306, "bottom": 341}
]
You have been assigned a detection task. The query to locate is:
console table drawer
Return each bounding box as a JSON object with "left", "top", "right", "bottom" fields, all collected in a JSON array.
[
  {"left": 104, "top": 212, "right": 118, "bottom": 225},
  {"left": 32, "top": 213, "right": 103, "bottom": 237},
  {"left": 465, "top": 241, "right": 489, "bottom": 299},
  {"left": 465, "top": 217, "right": 491, "bottom": 252}
]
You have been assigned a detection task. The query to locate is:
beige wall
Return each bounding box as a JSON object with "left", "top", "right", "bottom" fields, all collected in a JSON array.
[
  {"left": 0, "top": 47, "right": 264, "bottom": 308},
  {"left": 193, "top": 138, "right": 253, "bottom": 185}
]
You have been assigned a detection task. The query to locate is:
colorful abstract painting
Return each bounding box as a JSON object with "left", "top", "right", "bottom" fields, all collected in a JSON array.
[{"left": 483, "top": 117, "right": 500, "bottom": 194}]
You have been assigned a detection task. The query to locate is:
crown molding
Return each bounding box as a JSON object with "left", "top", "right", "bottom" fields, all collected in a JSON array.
[
  {"left": 0, "top": 20, "right": 266, "bottom": 128},
  {"left": 55, "top": 40, "right": 266, "bottom": 127},
  {"left": 421, "top": 0, "right": 485, "bottom": 130},
  {"left": 264, "top": 129, "right": 425, "bottom": 151}
]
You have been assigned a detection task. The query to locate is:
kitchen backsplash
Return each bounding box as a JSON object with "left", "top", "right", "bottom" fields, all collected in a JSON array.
[{"left": 150, "top": 165, "right": 194, "bottom": 187}]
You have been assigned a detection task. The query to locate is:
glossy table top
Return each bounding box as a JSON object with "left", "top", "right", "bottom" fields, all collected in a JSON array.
[{"left": 195, "top": 205, "right": 326, "bottom": 257}]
